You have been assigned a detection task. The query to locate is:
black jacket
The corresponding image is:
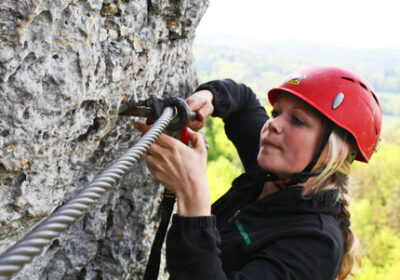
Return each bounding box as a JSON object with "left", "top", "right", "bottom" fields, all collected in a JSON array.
[{"left": 166, "top": 79, "right": 344, "bottom": 279}]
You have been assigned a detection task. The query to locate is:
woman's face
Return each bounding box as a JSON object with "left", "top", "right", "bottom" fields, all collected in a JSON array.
[{"left": 257, "top": 94, "right": 325, "bottom": 178}]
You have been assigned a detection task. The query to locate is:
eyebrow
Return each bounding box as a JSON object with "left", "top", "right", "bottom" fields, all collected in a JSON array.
[
  {"left": 292, "top": 106, "right": 313, "bottom": 117},
  {"left": 275, "top": 97, "right": 318, "bottom": 118}
]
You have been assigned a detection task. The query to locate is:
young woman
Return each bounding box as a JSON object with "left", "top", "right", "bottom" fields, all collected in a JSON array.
[{"left": 135, "top": 66, "right": 382, "bottom": 279}]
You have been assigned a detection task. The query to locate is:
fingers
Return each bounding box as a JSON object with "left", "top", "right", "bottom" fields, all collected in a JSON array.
[
  {"left": 146, "top": 155, "right": 173, "bottom": 191},
  {"left": 146, "top": 140, "right": 169, "bottom": 160},
  {"left": 186, "top": 90, "right": 210, "bottom": 110},
  {"left": 187, "top": 129, "right": 207, "bottom": 154},
  {"left": 134, "top": 121, "right": 205, "bottom": 154},
  {"left": 134, "top": 121, "right": 179, "bottom": 149},
  {"left": 196, "top": 111, "right": 205, "bottom": 123},
  {"left": 192, "top": 98, "right": 213, "bottom": 119},
  {"left": 185, "top": 90, "right": 214, "bottom": 130},
  {"left": 135, "top": 120, "right": 208, "bottom": 197},
  {"left": 186, "top": 97, "right": 204, "bottom": 112},
  {"left": 146, "top": 152, "right": 165, "bottom": 176}
]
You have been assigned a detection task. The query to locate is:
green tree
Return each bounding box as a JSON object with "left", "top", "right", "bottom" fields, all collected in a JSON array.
[{"left": 351, "top": 125, "right": 400, "bottom": 279}]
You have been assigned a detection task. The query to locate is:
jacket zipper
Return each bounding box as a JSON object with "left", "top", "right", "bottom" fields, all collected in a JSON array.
[{"left": 228, "top": 209, "right": 240, "bottom": 222}]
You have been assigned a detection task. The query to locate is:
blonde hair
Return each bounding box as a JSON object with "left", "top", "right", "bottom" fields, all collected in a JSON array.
[{"left": 308, "top": 126, "right": 361, "bottom": 280}]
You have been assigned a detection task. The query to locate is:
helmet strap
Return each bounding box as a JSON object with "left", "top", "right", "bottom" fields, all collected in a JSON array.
[
  {"left": 264, "top": 120, "right": 333, "bottom": 189},
  {"left": 302, "top": 120, "right": 333, "bottom": 174}
]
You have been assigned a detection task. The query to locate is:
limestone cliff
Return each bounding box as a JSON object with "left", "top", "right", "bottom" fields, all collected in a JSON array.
[{"left": 0, "top": 0, "right": 208, "bottom": 278}]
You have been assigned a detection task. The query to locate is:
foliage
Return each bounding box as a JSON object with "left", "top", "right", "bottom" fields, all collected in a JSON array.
[
  {"left": 203, "top": 117, "right": 243, "bottom": 203},
  {"left": 204, "top": 117, "right": 238, "bottom": 162},
  {"left": 207, "top": 157, "right": 241, "bottom": 203},
  {"left": 350, "top": 124, "right": 400, "bottom": 278}
]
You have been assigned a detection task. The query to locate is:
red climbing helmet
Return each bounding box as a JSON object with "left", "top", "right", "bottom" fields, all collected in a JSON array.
[{"left": 268, "top": 65, "right": 382, "bottom": 163}]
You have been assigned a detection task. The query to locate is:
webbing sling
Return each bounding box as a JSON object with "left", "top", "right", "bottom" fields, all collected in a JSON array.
[{"left": 143, "top": 189, "right": 175, "bottom": 279}]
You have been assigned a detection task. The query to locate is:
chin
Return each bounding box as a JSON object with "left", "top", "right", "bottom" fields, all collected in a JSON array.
[
  {"left": 257, "top": 156, "right": 292, "bottom": 178},
  {"left": 257, "top": 156, "right": 277, "bottom": 172}
]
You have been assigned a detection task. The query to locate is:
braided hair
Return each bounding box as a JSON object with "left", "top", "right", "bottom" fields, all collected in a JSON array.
[{"left": 307, "top": 126, "right": 361, "bottom": 279}]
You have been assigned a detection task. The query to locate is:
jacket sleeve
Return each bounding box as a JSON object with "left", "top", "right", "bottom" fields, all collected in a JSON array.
[
  {"left": 195, "top": 79, "right": 268, "bottom": 173},
  {"left": 166, "top": 215, "right": 342, "bottom": 280}
]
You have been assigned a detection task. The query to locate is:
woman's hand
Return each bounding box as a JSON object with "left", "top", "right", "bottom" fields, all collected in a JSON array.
[
  {"left": 134, "top": 121, "right": 211, "bottom": 217},
  {"left": 185, "top": 90, "right": 214, "bottom": 131}
]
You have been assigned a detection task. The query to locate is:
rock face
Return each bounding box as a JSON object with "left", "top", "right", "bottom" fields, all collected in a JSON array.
[{"left": 0, "top": 0, "right": 208, "bottom": 279}]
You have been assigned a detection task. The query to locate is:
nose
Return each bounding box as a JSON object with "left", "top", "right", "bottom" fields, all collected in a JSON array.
[{"left": 265, "top": 116, "right": 283, "bottom": 134}]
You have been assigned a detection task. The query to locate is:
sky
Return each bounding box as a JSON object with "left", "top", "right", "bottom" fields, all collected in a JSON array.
[{"left": 195, "top": 0, "right": 400, "bottom": 49}]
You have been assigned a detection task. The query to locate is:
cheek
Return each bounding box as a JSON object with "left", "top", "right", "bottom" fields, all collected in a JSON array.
[{"left": 284, "top": 130, "right": 319, "bottom": 168}]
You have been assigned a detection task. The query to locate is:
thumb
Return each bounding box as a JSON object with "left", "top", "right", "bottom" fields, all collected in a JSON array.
[
  {"left": 187, "top": 128, "right": 206, "bottom": 154},
  {"left": 187, "top": 111, "right": 205, "bottom": 131},
  {"left": 186, "top": 96, "right": 205, "bottom": 112}
]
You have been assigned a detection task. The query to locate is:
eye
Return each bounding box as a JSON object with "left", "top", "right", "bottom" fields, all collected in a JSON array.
[
  {"left": 271, "top": 109, "right": 279, "bottom": 118},
  {"left": 291, "top": 115, "right": 304, "bottom": 126}
]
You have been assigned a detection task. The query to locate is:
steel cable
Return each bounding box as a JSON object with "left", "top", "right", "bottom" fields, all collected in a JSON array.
[{"left": 0, "top": 106, "right": 175, "bottom": 280}]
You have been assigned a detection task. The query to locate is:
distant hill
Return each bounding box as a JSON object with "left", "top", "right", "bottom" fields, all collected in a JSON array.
[
  {"left": 192, "top": 39, "right": 400, "bottom": 126},
  {"left": 194, "top": 34, "right": 400, "bottom": 94}
]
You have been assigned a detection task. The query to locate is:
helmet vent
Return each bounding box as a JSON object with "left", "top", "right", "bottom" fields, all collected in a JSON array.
[
  {"left": 341, "top": 77, "right": 354, "bottom": 82},
  {"left": 359, "top": 82, "right": 368, "bottom": 90},
  {"left": 370, "top": 91, "right": 380, "bottom": 105}
]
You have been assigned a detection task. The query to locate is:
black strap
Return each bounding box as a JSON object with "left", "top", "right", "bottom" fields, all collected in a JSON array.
[
  {"left": 144, "top": 189, "right": 176, "bottom": 280},
  {"left": 302, "top": 120, "right": 333, "bottom": 173}
]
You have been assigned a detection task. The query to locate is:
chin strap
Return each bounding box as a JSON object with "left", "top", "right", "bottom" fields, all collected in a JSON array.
[
  {"left": 265, "top": 120, "right": 333, "bottom": 189},
  {"left": 265, "top": 171, "right": 321, "bottom": 190}
]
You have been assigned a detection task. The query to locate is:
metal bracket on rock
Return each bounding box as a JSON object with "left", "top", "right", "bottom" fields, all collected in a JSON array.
[{"left": 119, "top": 95, "right": 198, "bottom": 131}]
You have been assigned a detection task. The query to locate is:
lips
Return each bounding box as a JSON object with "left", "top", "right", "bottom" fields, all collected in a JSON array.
[{"left": 262, "top": 139, "right": 281, "bottom": 150}]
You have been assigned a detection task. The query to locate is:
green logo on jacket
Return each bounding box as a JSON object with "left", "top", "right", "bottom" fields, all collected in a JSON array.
[{"left": 234, "top": 219, "right": 252, "bottom": 245}]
